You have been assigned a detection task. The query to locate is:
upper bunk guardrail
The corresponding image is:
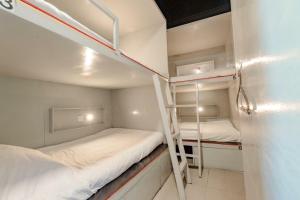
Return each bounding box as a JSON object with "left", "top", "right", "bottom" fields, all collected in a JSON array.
[
  {"left": 11, "top": 0, "right": 120, "bottom": 51},
  {"left": 1, "top": 0, "right": 168, "bottom": 80},
  {"left": 88, "top": 0, "right": 119, "bottom": 50}
]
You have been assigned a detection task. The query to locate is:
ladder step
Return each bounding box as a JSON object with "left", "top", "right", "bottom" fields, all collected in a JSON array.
[
  {"left": 176, "top": 153, "right": 198, "bottom": 158},
  {"left": 179, "top": 160, "right": 187, "bottom": 173},
  {"left": 180, "top": 128, "right": 198, "bottom": 131},
  {"left": 166, "top": 104, "right": 197, "bottom": 108},
  {"left": 171, "top": 82, "right": 198, "bottom": 86},
  {"left": 176, "top": 104, "right": 197, "bottom": 108}
]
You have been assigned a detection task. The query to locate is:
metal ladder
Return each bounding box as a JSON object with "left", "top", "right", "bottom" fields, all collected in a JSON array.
[
  {"left": 171, "top": 81, "right": 203, "bottom": 177},
  {"left": 153, "top": 75, "right": 192, "bottom": 200}
]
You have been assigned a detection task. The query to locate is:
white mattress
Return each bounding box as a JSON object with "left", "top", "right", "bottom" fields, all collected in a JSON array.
[
  {"left": 179, "top": 119, "right": 241, "bottom": 142},
  {"left": 40, "top": 128, "right": 164, "bottom": 197}
]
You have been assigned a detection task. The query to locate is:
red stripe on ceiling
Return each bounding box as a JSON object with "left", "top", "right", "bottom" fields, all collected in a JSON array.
[
  {"left": 121, "top": 52, "right": 169, "bottom": 80},
  {"left": 19, "top": 0, "right": 169, "bottom": 79}
]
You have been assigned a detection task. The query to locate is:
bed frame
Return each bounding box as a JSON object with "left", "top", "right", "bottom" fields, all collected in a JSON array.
[
  {"left": 183, "top": 140, "right": 243, "bottom": 171},
  {"left": 88, "top": 144, "right": 172, "bottom": 200}
]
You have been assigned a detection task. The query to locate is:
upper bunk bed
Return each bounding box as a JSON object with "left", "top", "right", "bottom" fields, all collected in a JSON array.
[
  {"left": 168, "top": 67, "right": 240, "bottom": 145},
  {"left": 170, "top": 67, "right": 236, "bottom": 89},
  {"left": 0, "top": 0, "right": 168, "bottom": 89},
  {"left": 168, "top": 67, "right": 236, "bottom": 96}
]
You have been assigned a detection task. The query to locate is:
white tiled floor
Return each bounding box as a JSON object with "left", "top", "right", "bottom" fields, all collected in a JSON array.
[{"left": 154, "top": 168, "right": 245, "bottom": 200}]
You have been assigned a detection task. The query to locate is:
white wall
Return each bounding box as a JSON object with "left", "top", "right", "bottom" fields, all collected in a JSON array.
[
  {"left": 231, "top": 0, "right": 300, "bottom": 199},
  {"left": 121, "top": 23, "right": 169, "bottom": 77},
  {"left": 167, "top": 13, "right": 233, "bottom": 56},
  {"left": 176, "top": 89, "right": 231, "bottom": 121},
  {"left": 168, "top": 46, "right": 229, "bottom": 77},
  {"left": 0, "top": 76, "right": 112, "bottom": 148},
  {"left": 111, "top": 86, "right": 163, "bottom": 132}
]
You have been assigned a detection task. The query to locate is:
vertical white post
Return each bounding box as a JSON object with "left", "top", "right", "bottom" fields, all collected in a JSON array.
[
  {"left": 196, "top": 81, "right": 202, "bottom": 177},
  {"left": 113, "top": 18, "right": 119, "bottom": 50},
  {"left": 88, "top": 0, "right": 119, "bottom": 50}
]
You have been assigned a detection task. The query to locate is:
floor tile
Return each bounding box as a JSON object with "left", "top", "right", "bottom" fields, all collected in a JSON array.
[
  {"left": 186, "top": 183, "right": 206, "bottom": 200},
  {"left": 154, "top": 168, "right": 245, "bottom": 200},
  {"left": 206, "top": 188, "right": 232, "bottom": 200},
  {"left": 153, "top": 174, "right": 179, "bottom": 200},
  {"left": 207, "top": 169, "right": 228, "bottom": 190}
]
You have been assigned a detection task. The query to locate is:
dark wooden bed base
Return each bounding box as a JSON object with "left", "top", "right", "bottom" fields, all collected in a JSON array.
[{"left": 88, "top": 144, "right": 168, "bottom": 200}]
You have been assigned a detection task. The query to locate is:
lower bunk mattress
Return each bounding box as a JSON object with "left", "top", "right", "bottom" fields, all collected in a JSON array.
[
  {"left": 0, "top": 128, "right": 164, "bottom": 200},
  {"left": 179, "top": 119, "right": 241, "bottom": 142}
]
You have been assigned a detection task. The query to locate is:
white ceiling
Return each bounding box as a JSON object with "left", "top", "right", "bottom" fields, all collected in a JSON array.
[
  {"left": 0, "top": 10, "right": 153, "bottom": 89},
  {"left": 167, "top": 13, "right": 233, "bottom": 56},
  {"left": 46, "top": 0, "right": 165, "bottom": 42}
]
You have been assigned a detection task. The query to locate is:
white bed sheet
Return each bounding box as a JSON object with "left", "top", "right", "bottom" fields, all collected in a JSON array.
[
  {"left": 40, "top": 128, "right": 164, "bottom": 197},
  {"left": 179, "top": 119, "right": 241, "bottom": 142}
]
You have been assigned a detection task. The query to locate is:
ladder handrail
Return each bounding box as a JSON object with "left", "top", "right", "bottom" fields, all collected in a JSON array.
[
  {"left": 153, "top": 74, "right": 191, "bottom": 200},
  {"left": 172, "top": 80, "right": 203, "bottom": 177},
  {"left": 195, "top": 81, "right": 203, "bottom": 177}
]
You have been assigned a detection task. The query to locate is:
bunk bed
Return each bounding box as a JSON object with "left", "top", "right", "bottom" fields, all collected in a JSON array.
[
  {"left": 169, "top": 67, "right": 243, "bottom": 172},
  {"left": 0, "top": 1, "right": 171, "bottom": 199},
  {"left": 170, "top": 67, "right": 241, "bottom": 145},
  {"left": 0, "top": 0, "right": 168, "bottom": 89}
]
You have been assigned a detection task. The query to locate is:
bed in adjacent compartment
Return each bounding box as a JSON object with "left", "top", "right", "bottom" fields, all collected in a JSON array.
[
  {"left": 178, "top": 119, "right": 243, "bottom": 171},
  {"left": 179, "top": 119, "right": 241, "bottom": 144}
]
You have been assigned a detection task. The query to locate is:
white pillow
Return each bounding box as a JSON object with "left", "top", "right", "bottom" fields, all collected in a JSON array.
[{"left": 0, "top": 145, "right": 91, "bottom": 200}]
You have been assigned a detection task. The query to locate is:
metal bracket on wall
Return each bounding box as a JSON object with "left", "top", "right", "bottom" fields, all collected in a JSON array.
[
  {"left": 236, "top": 64, "right": 255, "bottom": 115},
  {"left": 50, "top": 106, "right": 105, "bottom": 134}
]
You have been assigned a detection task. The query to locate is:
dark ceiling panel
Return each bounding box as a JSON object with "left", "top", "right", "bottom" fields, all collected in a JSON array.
[{"left": 155, "top": 0, "right": 231, "bottom": 29}]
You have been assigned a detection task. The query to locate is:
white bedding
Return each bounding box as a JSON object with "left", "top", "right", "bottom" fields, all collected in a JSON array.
[
  {"left": 179, "top": 119, "right": 241, "bottom": 142},
  {"left": 0, "top": 128, "right": 163, "bottom": 200}
]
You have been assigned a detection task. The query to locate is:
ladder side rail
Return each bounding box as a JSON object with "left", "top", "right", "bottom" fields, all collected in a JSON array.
[
  {"left": 152, "top": 75, "right": 187, "bottom": 200},
  {"left": 166, "top": 85, "right": 192, "bottom": 184},
  {"left": 196, "top": 81, "right": 203, "bottom": 177},
  {"left": 170, "top": 84, "right": 176, "bottom": 134}
]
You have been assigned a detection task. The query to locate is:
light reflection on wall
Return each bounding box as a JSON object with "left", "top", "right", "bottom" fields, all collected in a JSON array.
[
  {"left": 198, "top": 106, "right": 204, "bottom": 112},
  {"left": 255, "top": 102, "right": 300, "bottom": 113},
  {"left": 237, "top": 51, "right": 299, "bottom": 69},
  {"left": 132, "top": 110, "right": 140, "bottom": 115},
  {"left": 81, "top": 47, "right": 97, "bottom": 76},
  {"left": 85, "top": 113, "right": 95, "bottom": 122}
]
